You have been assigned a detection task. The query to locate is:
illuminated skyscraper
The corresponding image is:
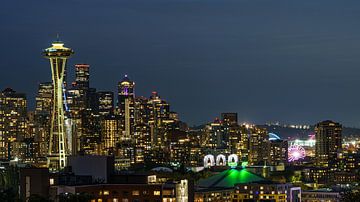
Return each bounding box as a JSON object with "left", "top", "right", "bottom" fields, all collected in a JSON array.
[
  {"left": 269, "top": 139, "right": 288, "bottom": 166},
  {"left": 74, "top": 64, "right": 90, "bottom": 89},
  {"left": 43, "top": 39, "right": 74, "bottom": 171},
  {"left": 147, "top": 92, "right": 173, "bottom": 147},
  {"left": 97, "top": 91, "right": 114, "bottom": 116},
  {"left": 315, "top": 120, "right": 342, "bottom": 167},
  {"left": 101, "top": 115, "right": 121, "bottom": 155},
  {"left": 118, "top": 75, "right": 135, "bottom": 139},
  {"left": 0, "top": 88, "right": 27, "bottom": 160},
  {"left": 35, "top": 82, "right": 53, "bottom": 158},
  {"left": 35, "top": 82, "right": 53, "bottom": 115}
]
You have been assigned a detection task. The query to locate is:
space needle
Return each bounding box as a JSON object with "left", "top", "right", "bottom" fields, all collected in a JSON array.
[{"left": 43, "top": 38, "right": 74, "bottom": 171}]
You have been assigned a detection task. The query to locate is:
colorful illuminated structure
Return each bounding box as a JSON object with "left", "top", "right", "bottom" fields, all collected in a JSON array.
[
  {"left": 204, "top": 154, "right": 239, "bottom": 168},
  {"left": 288, "top": 145, "right": 306, "bottom": 162},
  {"left": 118, "top": 75, "right": 135, "bottom": 140},
  {"left": 268, "top": 132, "right": 281, "bottom": 141},
  {"left": 43, "top": 39, "right": 74, "bottom": 171}
]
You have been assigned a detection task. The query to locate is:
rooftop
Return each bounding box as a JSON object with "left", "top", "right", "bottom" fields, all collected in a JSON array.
[{"left": 197, "top": 168, "right": 270, "bottom": 189}]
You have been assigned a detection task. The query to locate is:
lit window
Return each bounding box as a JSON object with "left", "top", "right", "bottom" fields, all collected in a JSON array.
[
  {"left": 103, "top": 190, "right": 109, "bottom": 195},
  {"left": 113, "top": 199, "right": 118, "bottom": 202},
  {"left": 244, "top": 186, "right": 247, "bottom": 190},
  {"left": 49, "top": 178, "right": 54, "bottom": 185},
  {"left": 154, "top": 191, "right": 161, "bottom": 196},
  {"left": 132, "top": 190, "right": 140, "bottom": 196}
]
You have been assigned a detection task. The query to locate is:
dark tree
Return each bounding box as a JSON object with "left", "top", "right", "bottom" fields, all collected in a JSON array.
[{"left": 341, "top": 191, "right": 360, "bottom": 202}]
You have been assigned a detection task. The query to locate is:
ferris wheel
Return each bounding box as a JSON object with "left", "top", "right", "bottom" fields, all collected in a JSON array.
[{"left": 288, "top": 144, "right": 306, "bottom": 162}]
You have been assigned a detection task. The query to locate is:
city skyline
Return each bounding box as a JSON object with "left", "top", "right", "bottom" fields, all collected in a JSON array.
[
  {"left": 2, "top": 0, "right": 360, "bottom": 127},
  {"left": 2, "top": 1, "right": 360, "bottom": 201}
]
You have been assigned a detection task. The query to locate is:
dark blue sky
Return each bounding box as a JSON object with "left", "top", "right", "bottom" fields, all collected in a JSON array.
[{"left": 2, "top": 0, "right": 360, "bottom": 126}]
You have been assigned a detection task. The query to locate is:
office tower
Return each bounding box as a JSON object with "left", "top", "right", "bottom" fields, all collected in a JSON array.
[
  {"left": 67, "top": 64, "right": 90, "bottom": 117},
  {"left": 168, "top": 130, "right": 190, "bottom": 166},
  {"left": 101, "top": 115, "right": 121, "bottom": 155},
  {"left": 118, "top": 75, "right": 135, "bottom": 139},
  {"left": 34, "top": 82, "right": 53, "bottom": 158},
  {"left": 134, "top": 124, "right": 151, "bottom": 163},
  {"left": 35, "top": 82, "right": 53, "bottom": 115},
  {"left": 269, "top": 139, "right": 288, "bottom": 166},
  {"left": 221, "top": 113, "right": 239, "bottom": 155},
  {"left": 97, "top": 91, "right": 114, "bottom": 116},
  {"left": 147, "top": 92, "right": 173, "bottom": 147},
  {"left": 78, "top": 110, "right": 101, "bottom": 155},
  {"left": 315, "top": 120, "right": 342, "bottom": 167},
  {"left": 134, "top": 96, "right": 149, "bottom": 125},
  {"left": 24, "top": 112, "right": 37, "bottom": 163},
  {"left": 74, "top": 64, "right": 90, "bottom": 88},
  {"left": 0, "top": 88, "right": 27, "bottom": 160},
  {"left": 117, "top": 75, "right": 136, "bottom": 167},
  {"left": 43, "top": 39, "right": 74, "bottom": 171},
  {"left": 205, "top": 118, "right": 225, "bottom": 150},
  {"left": 87, "top": 88, "right": 98, "bottom": 112},
  {"left": 240, "top": 125, "right": 269, "bottom": 165}
]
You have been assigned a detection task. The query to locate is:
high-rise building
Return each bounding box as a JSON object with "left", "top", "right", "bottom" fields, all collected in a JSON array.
[
  {"left": 118, "top": 75, "right": 135, "bottom": 140},
  {"left": 269, "top": 139, "right": 288, "bottom": 166},
  {"left": 315, "top": 120, "right": 342, "bottom": 167},
  {"left": 97, "top": 91, "right": 114, "bottom": 116},
  {"left": 205, "top": 118, "right": 225, "bottom": 151},
  {"left": 0, "top": 88, "right": 27, "bottom": 160},
  {"left": 147, "top": 92, "right": 173, "bottom": 147},
  {"left": 101, "top": 115, "right": 121, "bottom": 155},
  {"left": 134, "top": 124, "right": 151, "bottom": 163},
  {"left": 78, "top": 110, "right": 101, "bottom": 155},
  {"left": 43, "top": 39, "right": 74, "bottom": 171},
  {"left": 35, "top": 82, "right": 53, "bottom": 115},
  {"left": 239, "top": 125, "right": 269, "bottom": 165},
  {"left": 34, "top": 82, "right": 53, "bottom": 159},
  {"left": 67, "top": 64, "right": 91, "bottom": 118},
  {"left": 74, "top": 64, "right": 90, "bottom": 89}
]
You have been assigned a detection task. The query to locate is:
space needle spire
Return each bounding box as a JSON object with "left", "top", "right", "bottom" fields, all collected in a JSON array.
[{"left": 43, "top": 38, "right": 74, "bottom": 171}]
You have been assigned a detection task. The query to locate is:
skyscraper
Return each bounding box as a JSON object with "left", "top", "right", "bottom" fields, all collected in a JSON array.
[
  {"left": 97, "top": 91, "right": 114, "bottom": 116},
  {"left": 147, "top": 92, "right": 173, "bottom": 147},
  {"left": 35, "top": 82, "right": 53, "bottom": 115},
  {"left": 315, "top": 120, "right": 342, "bottom": 167},
  {"left": 269, "top": 139, "right": 288, "bottom": 166},
  {"left": 0, "top": 88, "right": 27, "bottom": 160},
  {"left": 67, "top": 64, "right": 90, "bottom": 118},
  {"left": 118, "top": 75, "right": 135, "bottom": 139},
  {"left": 43, "top": 39, "right": 74, "bottom": 171},
  {"left": 74, "top": 64, "right": 90, "bottom": 89},
  {"left": 34, "top": 82, "right": 53, "bottom": 159}
]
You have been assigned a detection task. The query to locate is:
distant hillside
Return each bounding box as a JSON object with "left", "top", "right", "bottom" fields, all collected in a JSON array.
[
  {"left": 259, "top": 125, "right": 360, "bottom": 139},
  {"left": 190, "top": 123, "right": 360, "bottom": 139}
]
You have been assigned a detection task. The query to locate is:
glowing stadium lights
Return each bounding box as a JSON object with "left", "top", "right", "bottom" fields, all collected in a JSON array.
[{"left": 288, "top": 145, "right": 306, "bottom": 162}]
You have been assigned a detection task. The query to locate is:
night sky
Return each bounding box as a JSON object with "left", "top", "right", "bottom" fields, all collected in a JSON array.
[{"left": 2, "top": 0, "right": 360, "bottom": 126}]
